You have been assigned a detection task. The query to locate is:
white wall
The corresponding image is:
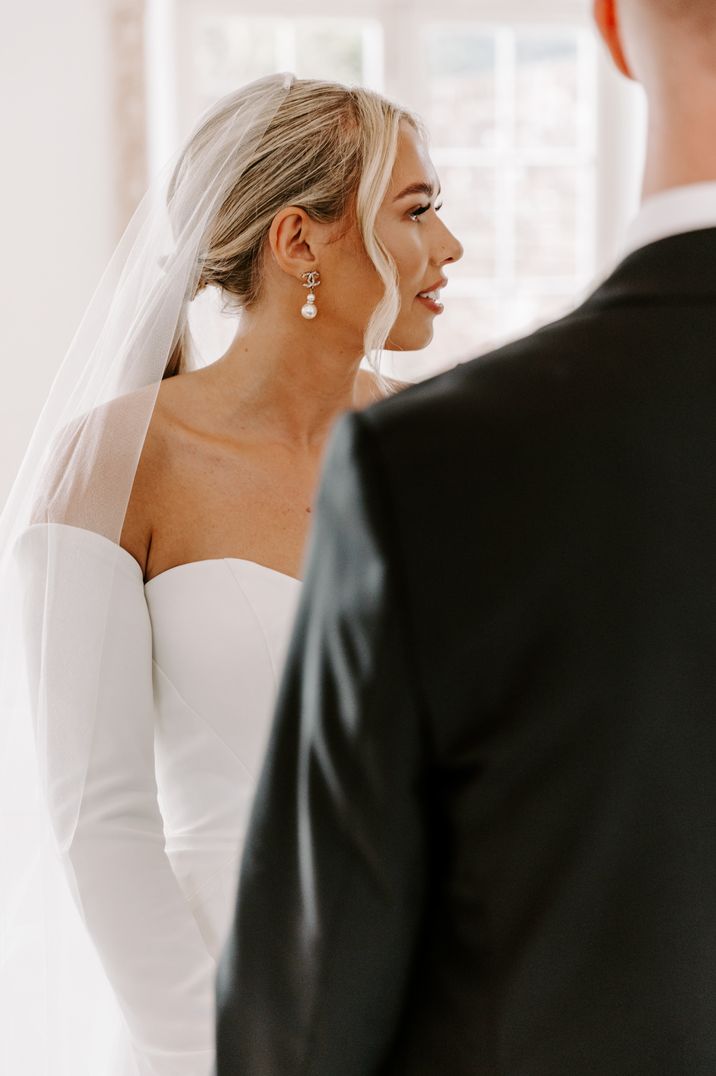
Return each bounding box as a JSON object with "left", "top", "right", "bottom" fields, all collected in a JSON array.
[{"left": 0, "top": 0, "right": 115, "bottom": 508}]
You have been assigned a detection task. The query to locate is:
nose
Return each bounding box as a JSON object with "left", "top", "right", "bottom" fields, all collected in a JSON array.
[{"left": 437, "top": 218, "right": 464, "bottom": 267}]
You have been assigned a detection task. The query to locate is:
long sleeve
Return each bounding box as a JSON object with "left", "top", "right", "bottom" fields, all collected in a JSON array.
[
  {"left": 16, "top": 522, "right": 217, "bottom": 1076},
  {"left": 215, "top": 413, "right": 431, "bottom": 1075}
]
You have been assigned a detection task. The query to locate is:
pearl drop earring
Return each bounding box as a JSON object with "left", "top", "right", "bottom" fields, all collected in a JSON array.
[{"left": 300, "top": 270, "right": 321, "bottom": 320}]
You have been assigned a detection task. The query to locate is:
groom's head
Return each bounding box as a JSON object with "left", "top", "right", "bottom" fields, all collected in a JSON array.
[{"left": 594, "top": 0, "right": 716, "bottom": 91}]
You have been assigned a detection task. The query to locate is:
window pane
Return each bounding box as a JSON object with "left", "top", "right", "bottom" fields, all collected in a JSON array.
[
  {"left": 414, "top": 23, "right": 596, "bottom": 375},
  {"left": 501, "top": 292, "right": 575, "bottom": 341},
  {"left": 439, "top": 296, "right": 502, "bottom": 361},
  {"left": 424, "top": 29, "right": 497, "bottom": 148},
  {"left": 193, "top": 18, "right": 371, "bottom": 106},
  {"left": 515, "top": 36, "right": 580, "bottom": 150},
  {"left": 195, "top": 18, "right": 277, "bottom": 97},
  {"left": 514, "top": 166, "right": 579, "bottom": 280},
  {"left": 438, "top": 166, "right": 496, "bottom": 279},
  {"left": 295, "top": 22, "right": 364, "bottom": 83}
]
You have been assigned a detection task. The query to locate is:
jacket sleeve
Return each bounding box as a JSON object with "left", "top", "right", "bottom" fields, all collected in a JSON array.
[
  {"left": 16, "top": 522, "right": 217, "bottom": 1076},
  {"left": 215, "top": 412, "right": 431, "bottom": 1076}
]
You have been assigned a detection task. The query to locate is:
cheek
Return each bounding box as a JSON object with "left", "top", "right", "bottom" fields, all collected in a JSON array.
[
  {"left": 383, "top": 227, "right": 427, "bottom": 289},
  {"left": 326, "top": 252, "right": 384, "bottom": 325},
  {"left": 354, "top": 260, "right": 389, "bottom": 311}
]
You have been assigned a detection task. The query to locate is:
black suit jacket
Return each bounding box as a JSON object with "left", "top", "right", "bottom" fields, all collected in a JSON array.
[{"left": 215, "top": 229, "right": 716, "bottom": 1075}]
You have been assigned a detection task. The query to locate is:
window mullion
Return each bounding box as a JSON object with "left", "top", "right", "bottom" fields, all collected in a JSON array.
[{"left": 380, "top": 0, "right": 423, "bottom": 108}]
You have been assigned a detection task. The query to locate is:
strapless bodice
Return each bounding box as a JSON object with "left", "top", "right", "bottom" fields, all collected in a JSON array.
[{"left": 144, "top": 557, "right": 302, "bottom": 956}]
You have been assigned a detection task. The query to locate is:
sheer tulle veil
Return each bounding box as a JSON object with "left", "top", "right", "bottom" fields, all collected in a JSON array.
[{"left": 0, "top": 71, "right": 294, "bottom": 1075}]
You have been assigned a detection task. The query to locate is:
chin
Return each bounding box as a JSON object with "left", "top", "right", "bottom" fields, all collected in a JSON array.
[{"left": 387, "top": 327, "right": 434, "bottom": 352}]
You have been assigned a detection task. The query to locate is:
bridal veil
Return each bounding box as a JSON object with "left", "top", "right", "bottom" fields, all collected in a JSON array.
[{"left": 0, "top": 72, "right": 293, "bottom": 1074}]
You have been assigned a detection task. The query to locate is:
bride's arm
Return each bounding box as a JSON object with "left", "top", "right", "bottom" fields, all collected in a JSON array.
[{"left": 16, "top": 522, "right": 216, "bottom": 1076}]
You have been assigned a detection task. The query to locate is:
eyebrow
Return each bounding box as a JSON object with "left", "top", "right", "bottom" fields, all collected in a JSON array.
[{"left": 393, "top": 181, "right": 442, "bottom": 202}]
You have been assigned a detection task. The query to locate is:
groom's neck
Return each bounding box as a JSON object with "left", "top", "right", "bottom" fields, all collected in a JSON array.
[{"left": 640, "top": 72, "right": 716, "bottom": 199}]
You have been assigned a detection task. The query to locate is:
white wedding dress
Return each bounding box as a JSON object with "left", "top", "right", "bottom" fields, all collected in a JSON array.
[{"left": 15, "top": 521, "right": 302, "bottom": 1076}]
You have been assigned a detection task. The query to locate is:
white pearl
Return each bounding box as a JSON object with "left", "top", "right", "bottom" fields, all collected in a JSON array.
[{"left": 301, "top": 303, "right": 318, "bottom": 320}]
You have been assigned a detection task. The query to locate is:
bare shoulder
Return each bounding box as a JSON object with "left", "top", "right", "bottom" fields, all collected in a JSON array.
[
  {"left": 120, "top": 395, "right": 170, "bottom": 574},
  {"left": 120, "top": 369, "right": 218, "bottom": 572}
]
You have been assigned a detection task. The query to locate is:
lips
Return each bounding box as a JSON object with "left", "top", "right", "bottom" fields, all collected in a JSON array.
[{"left": 417, "top": 277, "right": 448, "bottom": 302}]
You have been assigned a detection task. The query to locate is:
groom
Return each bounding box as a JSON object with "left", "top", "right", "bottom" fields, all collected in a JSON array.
[{"left": 216, "top": 1, "right": 716, "bottom": 1072}]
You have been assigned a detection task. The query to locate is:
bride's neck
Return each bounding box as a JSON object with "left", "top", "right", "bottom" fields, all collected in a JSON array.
[{"left": 210, "top": 308, "right": 367, "bottom": 450}]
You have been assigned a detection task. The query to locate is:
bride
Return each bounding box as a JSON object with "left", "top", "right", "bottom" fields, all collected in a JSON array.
[{"left": 0, "top": 73, "right": 462, "bottom": 1075}]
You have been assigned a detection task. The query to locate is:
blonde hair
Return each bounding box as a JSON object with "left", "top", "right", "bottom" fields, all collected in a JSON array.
[{"left": 163, "top": 78, "right": 422, "bottom": 383}]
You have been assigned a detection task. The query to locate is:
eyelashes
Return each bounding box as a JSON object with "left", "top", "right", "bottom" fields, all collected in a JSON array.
[{"left": 408, "top": 202, "right": 444, "bottom": 222}]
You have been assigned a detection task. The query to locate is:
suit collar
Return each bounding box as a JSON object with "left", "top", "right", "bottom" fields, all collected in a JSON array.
[{"left": 623, "top": 183, "right": 716, "bottom": 259}]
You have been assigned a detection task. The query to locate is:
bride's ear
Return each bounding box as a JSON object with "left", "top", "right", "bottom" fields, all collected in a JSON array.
[{"left": 268, "top": 206, "right": 320, "bottom": 279}]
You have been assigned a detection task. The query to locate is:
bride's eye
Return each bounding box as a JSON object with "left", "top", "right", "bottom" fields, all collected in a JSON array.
[
  {"left": 408, "top": 202, "right": 444, "bottom": 222},
  {"left": 408, "top": 204, "right": 431, "bottom": 222}
]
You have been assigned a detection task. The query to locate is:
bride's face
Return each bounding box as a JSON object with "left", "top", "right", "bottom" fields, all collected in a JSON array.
[
  {"left": 374, "top": 121, "right": 464, "bottom": 350},
  {"left": 322, "top": 121, "right": 464, "bottom": 353}
]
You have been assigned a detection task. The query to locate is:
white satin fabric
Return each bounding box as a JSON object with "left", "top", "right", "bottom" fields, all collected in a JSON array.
[{"left": 14, "top": 522, "right": 301, "bottom": 1076}]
